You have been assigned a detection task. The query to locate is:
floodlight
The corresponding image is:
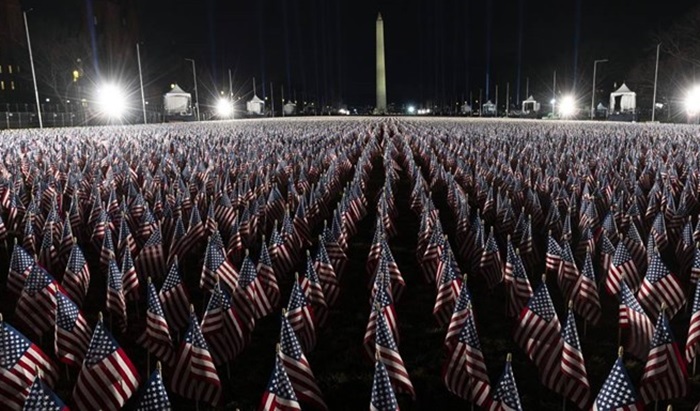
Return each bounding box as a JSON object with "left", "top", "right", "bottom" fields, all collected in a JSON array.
[
  {"left": 407, "top": 105, "right": 416, "bottom": 114},
  {"left": 215, "top": 97, "right": 233, "bottom": 117},
  {"left": 95, "top": 83, "right": 127, "bottom": 119},
  {"left": 559, "top": 95, "right": 576, "bottom": 117},
  {"left": 684, "top": 86, "right": 700, "bottom": 115}
]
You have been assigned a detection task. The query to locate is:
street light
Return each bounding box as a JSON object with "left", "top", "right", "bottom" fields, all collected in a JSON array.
[
  {"left": 683, "top": 85, "right": 700, "bottom": 118},
  {"left": 184, "top": 58, "right": 200, "bottom": 121},
  {"left": 590, "top": 59, "right": 608, "bottom": 120},
  {"left": 23, "top": 10, "right": 42, "bottom": 128}
]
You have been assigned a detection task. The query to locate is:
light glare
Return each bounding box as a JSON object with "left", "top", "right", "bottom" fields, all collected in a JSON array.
[
  {"left": 96, "top": 83, "right": 127, "bottom": 119},
  {"left": 684, "top": 86, "right": 700, "bottom": 115},
  {"left": 559, "top": 95, "right": 576, "bottom": 117},
  {"left": 215, "top": 98, "right": 233, "bottom": 117}
]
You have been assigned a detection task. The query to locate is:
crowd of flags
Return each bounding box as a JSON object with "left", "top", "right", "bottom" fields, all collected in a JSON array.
[{"left": 0, "top": 118, "right": 699, "bottom": 410}]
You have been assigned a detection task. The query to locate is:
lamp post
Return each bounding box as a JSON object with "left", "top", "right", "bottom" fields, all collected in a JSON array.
[
  {"left": 651, "top": 44, "right": 661, "bottom": 122},
  {"left": 136, "top": 43, "right": 147, "bottom": 124},
  {"left": 23, "top": 10, "right": 42, "bottom": 128},
  {"left": 590, "top": 59, "right": 608, "bottom": 120},
  {"left": 184, "top": 58, "right": 200, "bottom": 121}
]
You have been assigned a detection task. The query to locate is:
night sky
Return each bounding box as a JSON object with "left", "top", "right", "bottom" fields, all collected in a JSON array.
[{"left": 25, "top": 0, "right": 700, "bottom": 108}]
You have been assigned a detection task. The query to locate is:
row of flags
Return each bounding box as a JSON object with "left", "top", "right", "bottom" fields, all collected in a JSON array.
[{"left": 1, "top": 118, "right": 700, "bottom": 410}]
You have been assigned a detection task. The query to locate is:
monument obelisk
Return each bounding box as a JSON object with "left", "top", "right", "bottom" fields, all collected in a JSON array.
[{"left": 375, "top": 13, "right": 387, "bottom": 114}]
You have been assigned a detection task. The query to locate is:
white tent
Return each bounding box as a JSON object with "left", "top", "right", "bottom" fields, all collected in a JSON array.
[
  {"left": 609, "top": 83, "right": 636, "bottom": 113},
  {"left": 247, "top": 95, "right": 265, "bottom": 115},
  {"left": 283, "top": 101, "right": 297, "bottom": 116},
  {"left": 461, "top": 103, "right": 472, "bottom": 115},
  {"left": 163, "top": 84, "right": 192, "bottom": 116},
  {"left": 482, "top": 100, "right": 496, "bottom": 116},
  {"left": 521, "top": 95, "right": 540, "bottom": 113}
]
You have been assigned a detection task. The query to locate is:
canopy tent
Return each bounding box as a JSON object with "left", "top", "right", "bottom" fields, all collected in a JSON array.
[
  {"left": 521, "top": 95, "right": 540, "bottom": 113},
  {"left": 163, "top": 84, "right": 192, "bottom": 116},
  {"left": 482, "top": 100, "right": 496, "bottom": 116},
  {"left": 247, "top": 95, "right": 265, "bottom": 115},
  {"left": 609, "top": 83, "right": 636, "bottom": 113},
  {"left": 283, "top": 101, "right": 297, "bottom": 116},
  {"left": 461, "top": 103, "right": 472, "bottom": 115}
]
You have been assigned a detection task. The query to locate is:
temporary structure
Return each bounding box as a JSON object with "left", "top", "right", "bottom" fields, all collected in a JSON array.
[
  {"left": 461, "top": 103, "right": 472, "bottom": 115},
  {"left": 247, "top": 95, "right": 265, "bottom": 115},
  {"left": 521, "top": 95, "right": 540, "bottom": 114},
  {"left": 482, "top": 100, "right": 496, "bottom": 116},
  {"left": 163, "top": 84, "right": 192, "bottom": 117},
  {"left": 609, "top": 83, "right": 636, "bottom": 113},
  {"left": 283, "top": 101, "right": 297, "bottom": 116}
]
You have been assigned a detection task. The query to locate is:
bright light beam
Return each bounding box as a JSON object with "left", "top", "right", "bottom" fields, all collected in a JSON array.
[
  {"left": 559, "top": 95, "right": 576, "bottom": 117},
  {"left": 215, "top": 97, "right": 234, "bottom": 118},
  {"left": 684, "top": 85, "right": 700, "bottom": 116},
  {"left": 95, "top": 83, "right": 127, "bottom": 119}
]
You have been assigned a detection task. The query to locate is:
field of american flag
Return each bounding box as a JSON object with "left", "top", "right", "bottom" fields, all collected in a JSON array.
[{"left": 1, "top": 117, "right": 700, "bottom": 410}]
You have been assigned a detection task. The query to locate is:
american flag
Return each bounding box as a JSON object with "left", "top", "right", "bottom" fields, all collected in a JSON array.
[
  {"left": 301, "top": 252, "right": 328, "bottom": 326},
  {"left": 618, "top": 280, "right": 655, "bottom": 361},
  {"left": 22, "top": 376, "right": 68, "bottom": 411},
  {"left": 313, "top": 238, "right": 340, "bottom": 307},
  {"left": 606, "top": 241, "right": 639, "bottom": 296},
  {"left": 121, "top": 248, "right": 139, "bottom": 302},
  {"left": 599, "top": 234, "right": 616, "bottom": 277},
  {"left": 258, "top": 237, "right": 281, "bottom": 310},
  {"left": 287, "top": 274, "right": 316, "bottom": 353},
  {"left": 38, "top": 228, "right": 57, "bottom": 275},
  {"left": 158, "top": 258, "right": 191, "bottom": 331},
  {"left": 135, "top": 227, "right": 166, "bottom": 281},
  {"left": 686, "top": 280, "right": 700, "bottom": 362},
  {"left": 239, "top": 251, "right": 273, "bottom": 320},
  {"left": 513, "top": 278, "right": 563, "bottom": 393},
  {"left": 489, "top": 354, "right": 522, "bottom": 411},
  {"left": 445, "top": 274, "right": 472, "bottom": 350},
  {"left": 323, "top": 220, "right": 348, "bottom": 278},
  {"left": 560, "top": 306, "right": 591, "bottom": 409},
  {"left": 201, "top": 232, "right": 238, "bottom": 293},
  {"left": 99, "top": 227, "right": 116, "bottom": 269},
  {"left": 15, "top": 264, "right": 58, "bottom": 338},
  {"left": 364, "top": 280, "right": 399, "bottom": 359},
  {"left": 260, "top": 353, "right": 302, "bottom": 411},
  {"left": 106, "top": 258, "right": 127, "bottom": 331},
  {"left": 504, "top": 241, "right": 533, "bottom": 318},
  {"left": 572, "top": 250, "right": 602, "bottom": 324},
  {"left": 442, "top": 303, "right": 491, "bottom": 406},
  {"left": 691, "top": 245, "right": 700, "bottom": 285},
  {"left": 7, "top": 242, "right": 35, "bottom": 296},
  {"left": 137, "top": 279, "right": 174, "bottom": 365},
  {"left": 166, "top": 215, "right": 186, "bottom": 266},
  {"left": 135, "top": 365, "right": 171, "bottom": 411},
  {"left": 72, "top": 318, "right": 140, "bottom": 411},
  {"left": 622, "top": 223, "right": 647, "bottom": 274},
  {"left": 433, "top": 250, "right": 462, "bottom": 327},
  {"left": 171, "top": 309, "right": 222, "bottom": 406},
  {"left": 22, "top": 213, "right": 36, "bottom": 256},
  {"left": 200, "top": 281, "right": 247, "bottom": 364},
  {"left": 557, "top": 241, "right": 579, "bottom": 301},
  {"left": 592, "top": 350, "right": 640, "bottom": 411},
  {"left": 637, "top": 249, "right": 685, "bottom": 319},
  {"left": 375, "top": 306, "right": 415, "bottom": 399},
  {"left": 170, "top": 205, "right": 204, "bottom": 262},
  {"left": 366, "top": 220, "right": 384, "bottom": 277},
  {"left": 54, "top": 291, "right": 91, "bottom": 367},
  {"left": 420, "top": 222, "right": 444, "bottom": 284},
  {"left": 638, "top": 308, "right": 687, "bottom": 403},
  {"left": 0, "top": 320, "right": 58, "bottom": 410},
  {"left": 480, "top": 227, "right": 503, "bottom": 289},
  {"left": 116, "top": 214, "right": 137, "bottom": 264},
  {"left": 370, "top": 359, "right": 399, "bottom": 411},
  {"left": 279, "top": 312, "right": 328, "bottom": 410},
  {"left": 62, "top": 241, "right": 90, "bottom": 306},
  {"left": 650, "top": 213, "right": 668, "bottom": 251},
  {"left": 545, "top": 231, "right": 562, "bottom": 274}
]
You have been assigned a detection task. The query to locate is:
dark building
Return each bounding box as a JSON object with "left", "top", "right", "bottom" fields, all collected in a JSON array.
[{"left": 0, "top": 0, "right": 30, "bottom": 106}]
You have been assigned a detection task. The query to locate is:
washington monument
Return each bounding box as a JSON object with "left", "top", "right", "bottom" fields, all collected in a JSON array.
[{"left": 375, "top": 13, "right": 387, "bottom": 114}]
